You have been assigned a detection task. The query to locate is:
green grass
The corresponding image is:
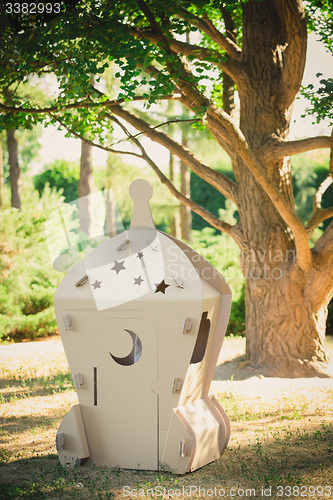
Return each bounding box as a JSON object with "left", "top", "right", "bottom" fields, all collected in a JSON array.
[{"left": 0, "top": 337, "right": 332, "bottom": 499}]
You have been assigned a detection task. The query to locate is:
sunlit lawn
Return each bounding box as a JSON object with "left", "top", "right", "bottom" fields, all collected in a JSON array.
[{"left": 0, "top": 336, "right": 332, "bottom": 499}]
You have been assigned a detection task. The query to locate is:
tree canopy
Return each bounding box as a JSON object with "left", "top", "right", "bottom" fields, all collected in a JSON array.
[
  {"left": 1, "top": 0, "right": 331, "bottom": 233},
  {"left": 1, "top": 2, "right": 331, "bottom": 134}
]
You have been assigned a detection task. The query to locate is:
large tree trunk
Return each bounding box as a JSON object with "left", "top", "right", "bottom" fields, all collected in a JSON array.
[
  {"left": 6, "top": 129, "right": 21, "bottom": 209},
  {"left": 243, "top": 250, "right": 331, "bottom": 377},
  {"left": 233, "top": 0, "right": 331, "bottom": 376},
  {"left": 78, "top": 139, "right": 94, "bottom": 237}
]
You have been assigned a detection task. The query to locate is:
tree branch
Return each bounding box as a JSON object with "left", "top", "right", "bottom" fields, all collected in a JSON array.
[
  {"left": 136, "top": 0, "right": 209, "bottom": 112},
  {"left": 265, "top": 135, "right": 332, "bottom": 159},
  {"left": 50, "top": 113, "right": 143, "bottom": 159},
  {"left": 273, "top": 0, "right": 307, "bottom": 109},
  {"left": 55, "top": 107, "right": 241, "bottom": 242},
  {"left": 137, "top": 64, "right": 238, "bottom": 157},
  {"left": 206, "top": 106, "right": 313, "bottom": 271},
  {"left": 306, "top": 131, "right": 333, "bottom": 237},
  {"left": 202, "top": 12, "right": 242, "bottom": 58},
  {"left": 136, "top": 65, "right": 235, "bottom": 156},
  {"left": 109, "top": 103, "right": 238, "bottom": 204},
  {"left": 140, "top": 63, "right": 196, "bottom": 111},
  {"left": 306, "top": 207, "right": 333, "bottom": 237},
  {"left": 312, "top": 220, "right": 333, "bottom": 265},
  {"left": 140, "top": 63, "right": 237, "bottom": 156},
  {"left": 177, "top": 6, "right": 242, "bottom": 59},
  {"left": 132, "top": 28, "right": 217, "bottom": 61},
  {"left": 313, "top": 176, "right": 333, "bottom": 211},
  {"left": 308, "top": 220, "right": 333, "bottom": 310},
  {"left": 139, "top": 147, "right": 241, "bottom": 243},
  {"left": 0, "top": 94, "right": 180, "bottom": 115},
  {"left": 104, "top": 109, "right": 240, "bottom": 240},
  {"left": 142, "top": 65, "right": 238, "bottom": 156},
  {"left": 132, "top": 28, "right": 238, "bottom": 80},
  {"left": 108, "top": 118, "right": 197, "bottom": 147}
]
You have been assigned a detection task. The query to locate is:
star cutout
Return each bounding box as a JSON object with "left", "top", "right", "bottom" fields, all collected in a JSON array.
[
  {"left": 154, "top": 279, "right": 170, "bottom": 294},
  {"left": 133, "top": 276, "right": 144, "bottom": 286},
  {"left": 137, "top": 251, "right": 144, "bottom": 259},
  {"left": 111, "top": 260, "right": 126, "bottom": 274},
  {"left": 92, "top": 279, "right": 102, "bottom": 290}
]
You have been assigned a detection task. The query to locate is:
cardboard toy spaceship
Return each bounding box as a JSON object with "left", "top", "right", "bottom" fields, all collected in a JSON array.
[{"left": 55, "top": 179, "right": 232, "bottom": 474}]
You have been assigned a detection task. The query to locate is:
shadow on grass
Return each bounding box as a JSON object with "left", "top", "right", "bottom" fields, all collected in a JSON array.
[
  {"left": 0, "top": 422, "right": 332, "bottom": 499},
  {"left": 0, "top": 414, "right": 60, "bottom": 438},
  {"left": 222, "top": 421, "right": 333, "bottom": 491},
  {"left": 0, "top": 373, "right": 74, "bottom": 402}
]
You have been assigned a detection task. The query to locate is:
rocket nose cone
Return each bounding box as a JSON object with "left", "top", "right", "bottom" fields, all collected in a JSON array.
[
  {"left": 129, "top": 179, "right": 153, "bottom": 202},
  {"left": 129, "top": 179, "right": 155, "bottom": 229}
]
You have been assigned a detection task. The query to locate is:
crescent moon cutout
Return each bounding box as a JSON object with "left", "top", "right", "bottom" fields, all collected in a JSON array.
[{"left": 109, "top": 329, "right": 142, "bottom": 366}]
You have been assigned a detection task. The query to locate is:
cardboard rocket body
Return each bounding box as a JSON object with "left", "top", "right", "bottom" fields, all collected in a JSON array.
[{"left": 55, "top": 180, "right": 231, "bottom": 474}]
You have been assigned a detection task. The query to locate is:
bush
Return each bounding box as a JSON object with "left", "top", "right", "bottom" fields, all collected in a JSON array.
[
  {"left": 190, "top": 169, "right": 238, "bottom": 231},
  {"left": 33, "top": 158, "right": 79, "bottom": 202},
  {"left": 226, "top": 283, "right": 245, "bottom": 336},
  {"left": 0, "top": 307, "right": 57, "bottom": 341},
  {"left": 292, "top": 151, "right": 333, "bottom": 229},
  {"left": 18, "top": 286, "right": 54, "bottom": 316},
  {"left": 0, "top": 181, "right": 64, "bottom": 342},
  {"left": 191, "top": 228, "right": 245, "bottom": 336}
]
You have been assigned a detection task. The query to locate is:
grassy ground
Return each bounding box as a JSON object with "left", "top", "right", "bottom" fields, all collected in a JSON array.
[{"left": 0, "top": 337, "right": 332, "bottom": 499}]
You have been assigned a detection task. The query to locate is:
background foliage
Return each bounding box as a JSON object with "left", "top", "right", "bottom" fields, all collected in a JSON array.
[
  {"left": 0, "top": 181, "right": 63, "bottom": 341},
  {"left": 0, "top": 148, "right": 332, "bottom": 342},
  {"left": 33, "top": 158, "right": 80, "bottom": 203}
]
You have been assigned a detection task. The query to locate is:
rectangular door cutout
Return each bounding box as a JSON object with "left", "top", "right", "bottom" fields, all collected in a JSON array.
[{"left": 94, "top": 366, "right": 97, "bottom": 406}]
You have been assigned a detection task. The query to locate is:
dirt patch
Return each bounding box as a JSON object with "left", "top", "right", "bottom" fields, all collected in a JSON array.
[{"left": 214, "top": 335, "right": 333, "bottom": 380}]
